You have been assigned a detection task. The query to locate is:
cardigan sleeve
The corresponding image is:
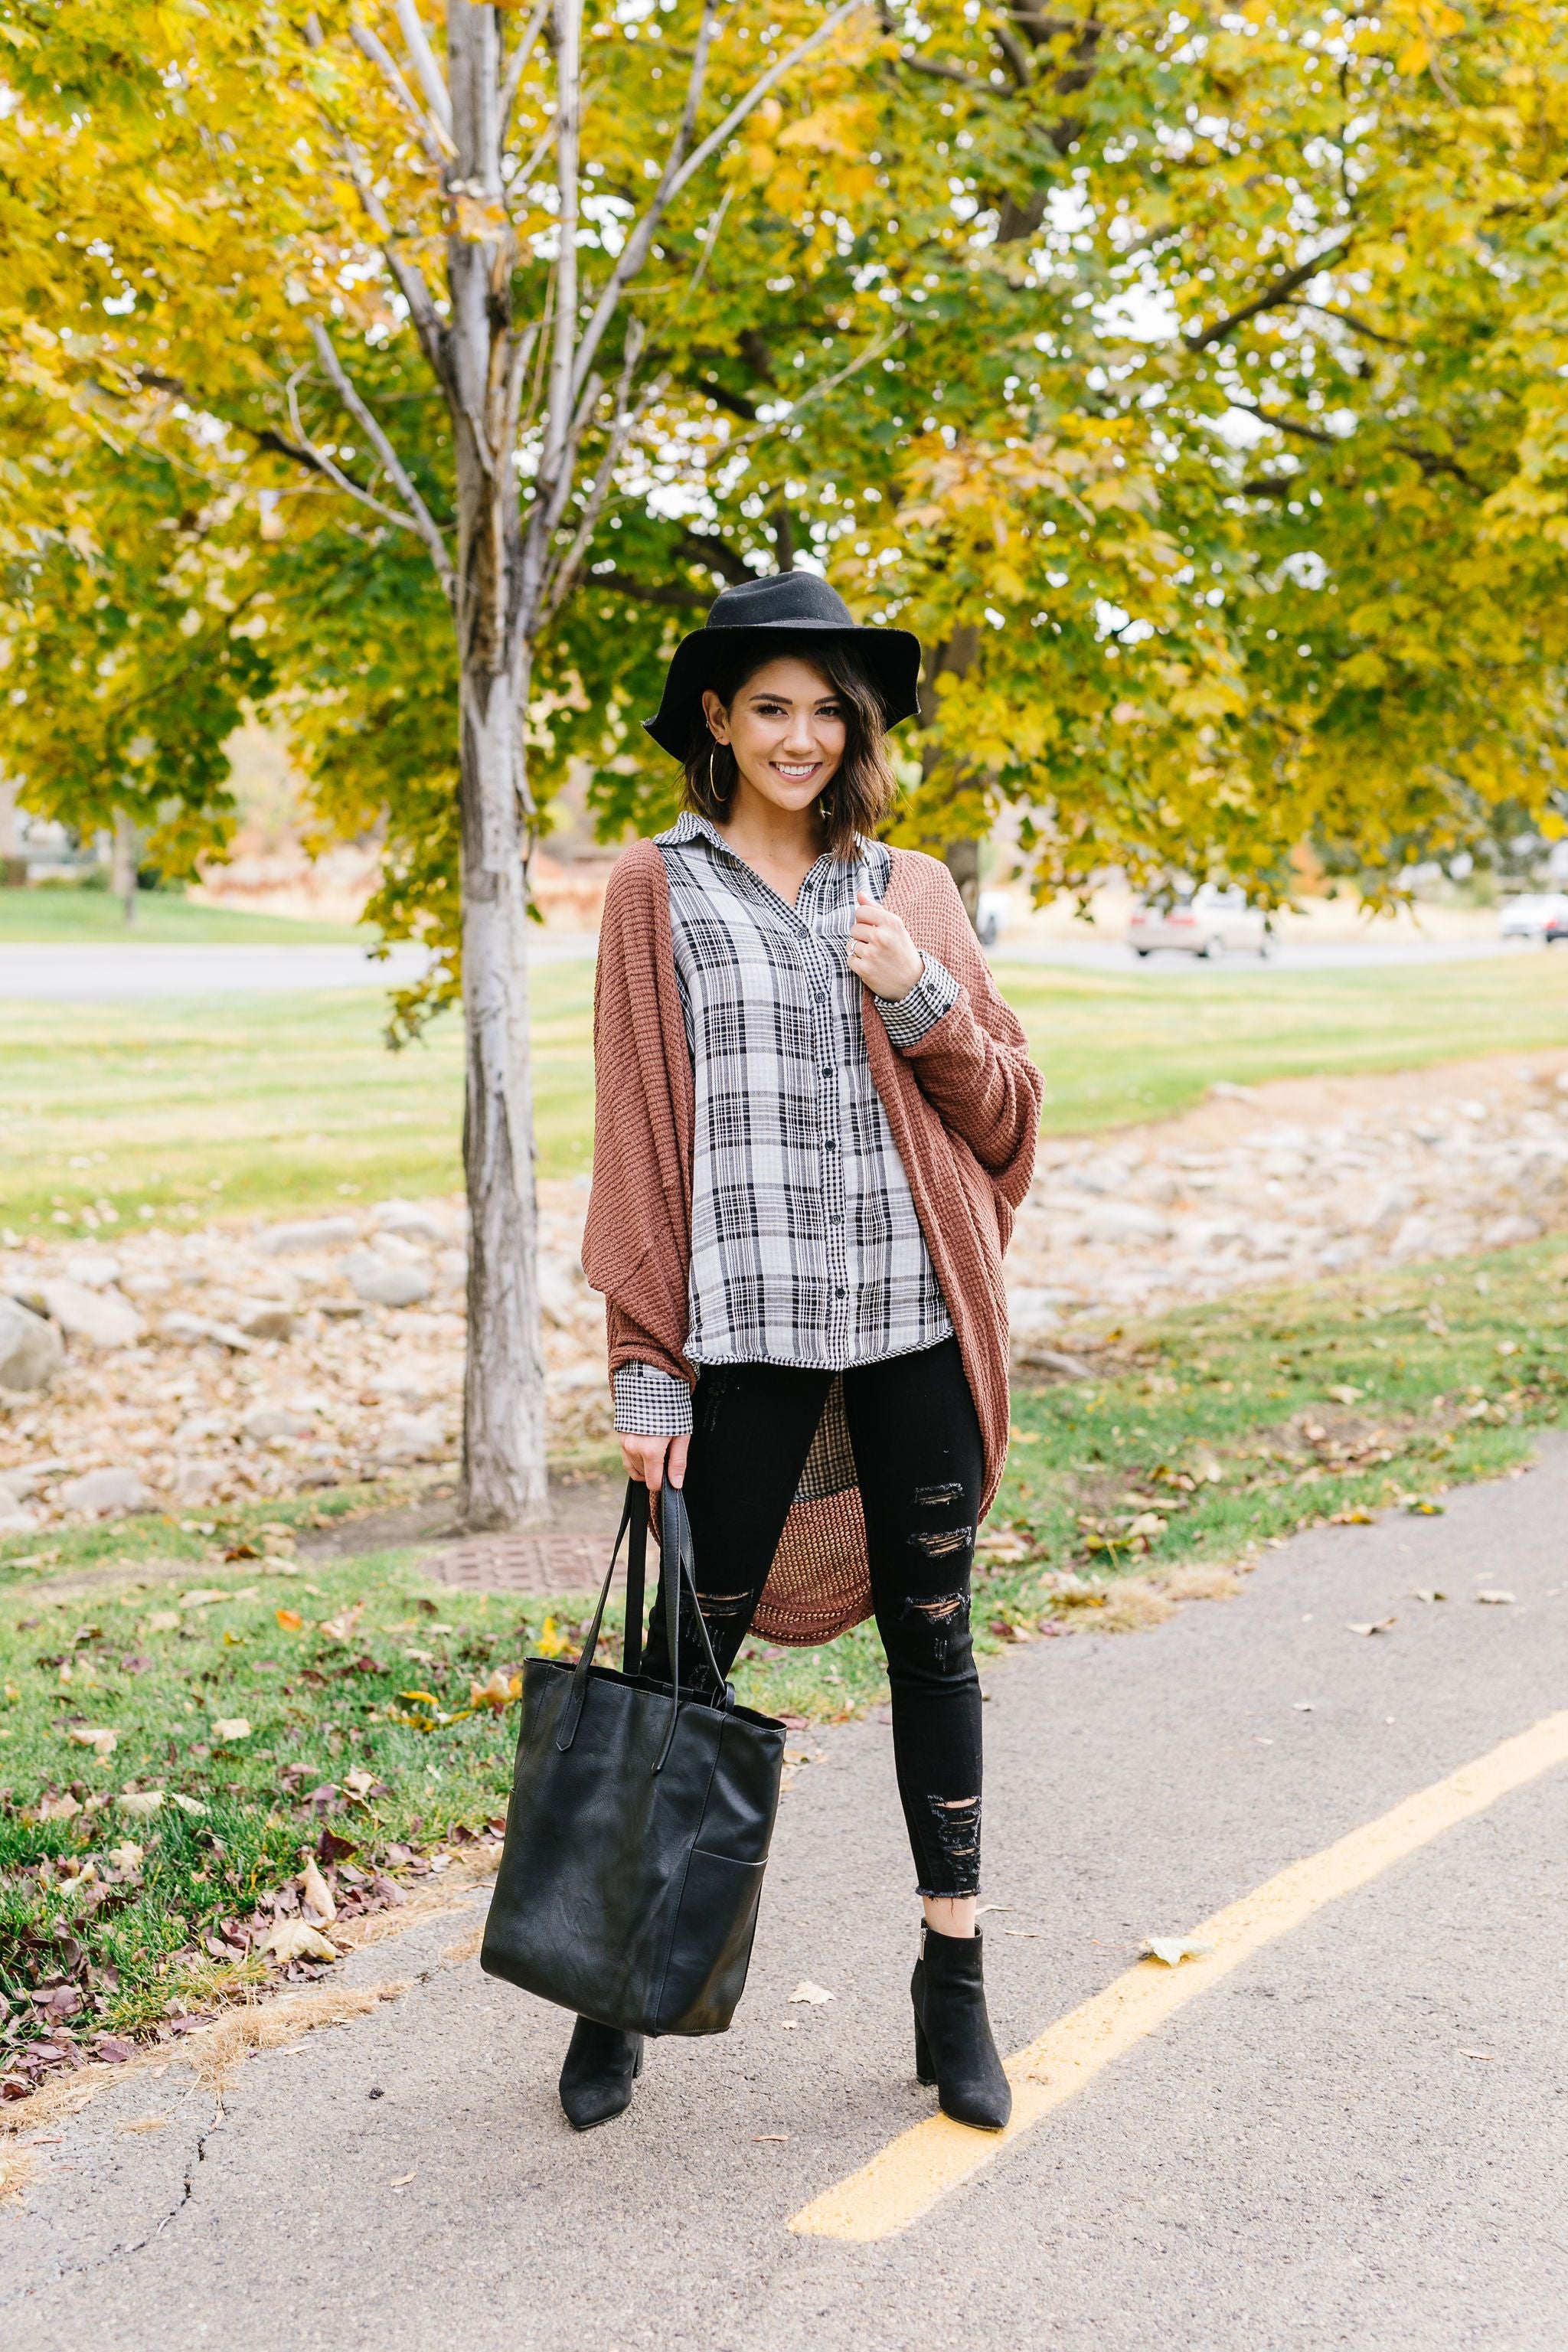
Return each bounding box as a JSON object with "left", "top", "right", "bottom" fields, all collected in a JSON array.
[
  {"left": 582, "top": 847, "right": 698, "bottom": 1396},
  {"left": 891, "top": 864, "right": 1043, "bottom": 1210}
]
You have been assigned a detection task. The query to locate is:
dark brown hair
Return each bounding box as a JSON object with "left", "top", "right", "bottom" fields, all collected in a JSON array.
[{"left": 681, "top": 633, "right": 897, "bottom": 858}]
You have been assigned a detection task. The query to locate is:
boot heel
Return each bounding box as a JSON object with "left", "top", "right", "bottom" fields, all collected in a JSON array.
[{"left": 913, "top": 2015, "right": 935, "bottom": 2086}]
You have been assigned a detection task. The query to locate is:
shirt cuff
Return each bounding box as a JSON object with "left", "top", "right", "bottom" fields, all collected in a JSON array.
[
  {"left": 877, "top": 952, "right": 960, "bottom": 1049},
  {"left": 612, "top": 1362, "right": 694, "bottom": 1437}
]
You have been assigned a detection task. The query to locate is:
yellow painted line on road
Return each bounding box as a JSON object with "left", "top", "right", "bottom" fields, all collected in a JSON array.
[{"left": 789, "top": 1709, "right": 1568, "bottom": 2243}]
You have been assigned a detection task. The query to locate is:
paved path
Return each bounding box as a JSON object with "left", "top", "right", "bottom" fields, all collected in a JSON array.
[
  {"left": 6, "top": 1440, "right": 1567, "bottom": 2350},
  {"left": 0, "top": 933, "right": 1545, "bottom": 997}
]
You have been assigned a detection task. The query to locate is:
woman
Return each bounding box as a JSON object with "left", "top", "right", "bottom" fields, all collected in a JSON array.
[{"left": 577, "top": 572, "right": 1043, "bottom": 2134}]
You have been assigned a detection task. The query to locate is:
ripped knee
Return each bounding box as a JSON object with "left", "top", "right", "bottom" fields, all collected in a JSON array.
[
  {"left": 926, "top": 1792, "right": 982, "bottom": 1877},
  {"left": 900, "top": 1587, "right": 972, "bottom": 1669}
]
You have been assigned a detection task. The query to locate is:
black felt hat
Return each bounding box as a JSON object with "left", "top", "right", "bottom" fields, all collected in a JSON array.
[{"left": 642, "top": 573, "right": 923, "bottom": 760}]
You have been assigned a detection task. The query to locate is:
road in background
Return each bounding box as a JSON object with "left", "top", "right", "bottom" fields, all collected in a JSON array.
[
  {"left": 0, "top": 932, "right": 1553, "bottom": 998},
  {"left": 8, "top": 1440, "right": 1566, "bottom": 2350}
]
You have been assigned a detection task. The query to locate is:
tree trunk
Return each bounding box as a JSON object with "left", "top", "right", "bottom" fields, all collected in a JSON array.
[
  {"left": 943, "top": 836, "right": 981, "bottom": 926},
  {"left": 112, "top": 810, "right": 139, "bottom": 924},
  {"left": 449, "top": 0, "right": 549, "bottom": 1527},
  {"left": 458, "top": 658, "right": 549, "bottom": 1526},
  {"left": 0, "top": 770, "right": 24, "bottom": 888}
]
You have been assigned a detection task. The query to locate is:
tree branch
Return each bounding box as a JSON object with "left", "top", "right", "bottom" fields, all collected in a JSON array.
[
  {"left": 583, "top": 566, "right": 709, "bottom": 608},
  {"left": 501, "top": 0, "right": 553, "bottom": 133},
  {"left": 1295, "top": 299, "right": 1412, "bottom": 351},
  {"left": 1189, "top": 237, "right": 1353, "bottom": 348},
  {"left": 305, "top": 322, "right": 456, "bottom": 597},
  {"left": 394, "top": 0, "right": 452, "bottom": 132},
  {"left": 541, "top": 327, "right": 658, "bottom": 622},
  {"left": 570, "top": 0, "right": 869, "bottom": 408},
  {"left": 349, "top": 16, "right": 456, "bottom": 162}
]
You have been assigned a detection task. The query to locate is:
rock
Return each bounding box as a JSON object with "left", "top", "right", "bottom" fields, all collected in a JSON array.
[
  {"left": 64, "top": 1253, "right": 122, "bottom": 1289},
  {"left": 234, "top": 1299, "right": 296, "bottom": 1342},
  {"left": 1209, "top": 1080, "right": 1259, "bottom": 1102},
  {"left": 171, "top": 1459, "right": 226, "bottom": 1501},
  {"left": 346, "top": 1253, "right": 433, "bottom": 1309},
  {"left": 1362, "top": 1182, "right": 1414, "bottom": 1231},
  {"left": 1013, "top": 1344, "right": 1095, "bottom": 1380},
  {"left": 436, "top": 1248, "right": 469, "bottom": 1287},
  {"left": 160, "top": 1312, "right": 253, "bottom": 1351},
  {"left": 41, "top": 1280, "right": 144, "bottom": 1351},
  {"left": 241, "top": 1403, "right": 314, "bottom": 1442},
  {"left": 1007, "top": 1287, "right": 1063, "bottom": 1338},
  {"left": 0, "top": 1296, "right": 66, "bottom": 1393},
  {"left": 1483, "top": 1213, "right": 1542, "bottom": 1248},
  {"left": 61, "top": 1465, "right": 148, "bottom": 1517},
  {"left": 379, "top": 1412, "right": 446, "bottom": 1461},
  {"left": 255, "top": 1217, "right": 359, "bottom": 1256},
  {"left": 121, "top": 1272, "right": 172, "bottom": 1298},
  {"left": 1083, "top": 1201, "right": 1171, "bottom": 1243},
  {"left": 368, "top": 1364, "right": 433, "bottom": 1404},
  {"left": 373, "top": 1200, "right": 449, "bottom": 1245},
  {"left": 1389, "top": 1214, "right": 1436, "bottom": 1260}
]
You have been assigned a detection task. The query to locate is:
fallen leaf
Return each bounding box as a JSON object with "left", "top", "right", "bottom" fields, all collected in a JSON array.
[
  {"left": 255, "top": 1919, "right": 338, "bottom": 1964},
  {"left": 752, "top": 2132, "right": 790, "bottom": 2142},
  {"left": 468, "top": 1668, "right": 518, "bottom": 1711},
  {"left": 1412, "top": 1589, "right": 1448, "bottom": 1604},
  {"left": 1348, "top": 1618, "right": 1396, "bottom": 1636},
  {"left": 1461, "top": 2049, "right": 1495, "bottom": 2060},
  {"left": 118, "top": 2117, "right": 167, "bottom": 2135},
  {"left": 343, "top": 1768, "right": 377, "bottom": 1797},
  {"left": 276, "top": 1609, "right": 303, "bottom": 1632},
  {"left": 390, "top": 2169, "right": 417, "bottom": 2187},
  {"left": 181, "top": 1589, "right": 230, "bottom": 1607},
  {"left": 106, "top": 1840, "right": 144, "bottom": 1872},
  {"left": 146, "top": 1610, "right": 181, "bottom": 1633},
  {"left": 1292, "top": 1702, "right": 1315, "bottom": 1712},
  {"left": 211, "top": 1718, "right": 252, "bottom": 1743},
  {"left": 1328, "top": 1508, "right": 1376, "bottom": 1526},
  {"left": 318, "top": 1606, "right": 364, "bottom": 1643},
  {"left": 68, "top": 1726, "right": 117, "bottom": 1758},
  {"left": 1327, "top": 1384, "right": 1364, "bottom": 1406},
  {"left": 38, "top": 1792, "right": 82, "bottom": 1821},
  {"left": 168, "top": 1792, "right": 207, "bottom": 1815},
  {"left": 1142, "top": 1936, "right": 1214, "bottom": 1968},
  {"left": 118, "top": 1791, "right": 165, "bottom": 1818},
  {"left": 789, "top": 1980, "right": 835, "bottom": 2005},
  {"left": 1405, "top": 1500, "right": 1446, "bottom": 1517},
  {"left": 1475, "top": 1590, "right": 1516, "bottom": 1606},
  {"left": 300, "top": 1855, "right": 337, "bottom": 1925}
]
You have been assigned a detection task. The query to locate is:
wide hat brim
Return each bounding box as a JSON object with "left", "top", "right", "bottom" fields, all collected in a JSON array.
[{"left": 642, "top": 580, "right": 922, "bottom": 760}]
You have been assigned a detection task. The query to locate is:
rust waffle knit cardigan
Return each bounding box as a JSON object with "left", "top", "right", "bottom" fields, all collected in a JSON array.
[{"left": 582, "top": 839, "right": 1043, "bottom": 1646}]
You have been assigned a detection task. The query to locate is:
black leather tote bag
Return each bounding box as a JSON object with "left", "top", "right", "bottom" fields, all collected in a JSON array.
[{"left": 480, "top": 1481, "right": 786, "bottom": 2037}]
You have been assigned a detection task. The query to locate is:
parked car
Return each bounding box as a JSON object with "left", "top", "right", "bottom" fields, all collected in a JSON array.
[
  {"left": 1499, "top": 893, "right": 1568, "bottom": 942},
  {"left": 1128, "top": 885, "right": 1270, "bottom": 961}
]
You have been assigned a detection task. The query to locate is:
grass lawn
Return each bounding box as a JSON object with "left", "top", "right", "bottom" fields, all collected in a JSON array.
[
  {"left": 6, "top": 949, "right": 1568, "bottom": 1233},
  {"left": 2, "top": 1234, "right": 1563, "bottom": 2092},
  {"left": 0, "top": 885, "right": 366, "bottom": 946}
]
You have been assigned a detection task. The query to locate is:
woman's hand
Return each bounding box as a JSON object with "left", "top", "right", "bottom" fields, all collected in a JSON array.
[
  {"left": 619, "top": 1431, "right": 691, "bottom": 1494},
  {"left": 849, "top": 894, "right": 924, "bottom": 1001}
]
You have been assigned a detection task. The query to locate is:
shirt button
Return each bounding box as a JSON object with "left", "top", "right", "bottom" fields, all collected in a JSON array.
[
  {"left": 821, "top": 1067, "right": 833, "bottom": 1079},
  {"left": 823, "top": 1138, "right": 837, "bottom": 1152},
  {"left": 835, "top": 1287, "right": 846, "bottom": 1299}
]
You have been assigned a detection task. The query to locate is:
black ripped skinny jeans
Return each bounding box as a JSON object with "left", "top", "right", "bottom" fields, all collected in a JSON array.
[{"left": 641, "top": 1336, "right": 985, "bottom": 1898}]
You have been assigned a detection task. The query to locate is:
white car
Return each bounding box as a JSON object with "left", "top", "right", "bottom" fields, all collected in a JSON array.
[
  {"left": 1129, "top": 885, "right": 1270, "bottom": 961},
  {"left": 1498, "top": 893, "right": 1568, "bottom": 941}
]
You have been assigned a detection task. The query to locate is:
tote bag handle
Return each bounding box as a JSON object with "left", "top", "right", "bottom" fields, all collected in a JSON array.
[{"left": 556, "top": 1479, "right": 726, "bottom": 1766}]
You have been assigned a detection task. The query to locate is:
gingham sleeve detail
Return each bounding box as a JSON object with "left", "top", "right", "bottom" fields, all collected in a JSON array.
[
  {"left": 612, "top": 1361, "right": 694, "bottom": 1437},
  {"left": 877, "top": 952, "right": 960, "bottom": 1050}
]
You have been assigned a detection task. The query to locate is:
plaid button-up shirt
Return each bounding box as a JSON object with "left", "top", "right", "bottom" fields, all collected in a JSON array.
[{"left": 612, "top": 812, "right": 958, "bottom": 1437}]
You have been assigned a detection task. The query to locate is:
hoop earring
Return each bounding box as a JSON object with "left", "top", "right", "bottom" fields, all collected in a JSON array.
[{"left": 709, "top": 742, "right": 720, "bottom": 796}]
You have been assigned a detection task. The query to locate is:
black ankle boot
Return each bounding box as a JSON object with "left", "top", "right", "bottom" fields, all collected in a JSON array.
[
  {"left": 910, "top": 1926, "right": 1012, "bottom": 2132},
  {"left": 558, "top": 2016, "right": 644, "bottom": 2132}
]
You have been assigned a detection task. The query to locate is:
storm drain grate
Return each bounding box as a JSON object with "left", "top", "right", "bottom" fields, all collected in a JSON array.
[{"left": 425, "top": 1532, "right": 620, "bottom": 1595}]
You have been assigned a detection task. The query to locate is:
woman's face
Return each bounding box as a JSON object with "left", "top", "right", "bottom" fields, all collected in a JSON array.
[{"left": 702, "top": 656, "right": 846, "bottom": 817}]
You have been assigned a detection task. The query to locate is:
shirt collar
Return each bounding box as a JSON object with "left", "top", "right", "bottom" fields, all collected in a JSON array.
[{"left": 655, "top": 808, "right": 876, "bottom": 876}]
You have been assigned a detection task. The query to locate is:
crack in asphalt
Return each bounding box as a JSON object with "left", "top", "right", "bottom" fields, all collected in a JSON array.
[{"left": 0, "top": 2102, "right": 219, "bottom": 2309}]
